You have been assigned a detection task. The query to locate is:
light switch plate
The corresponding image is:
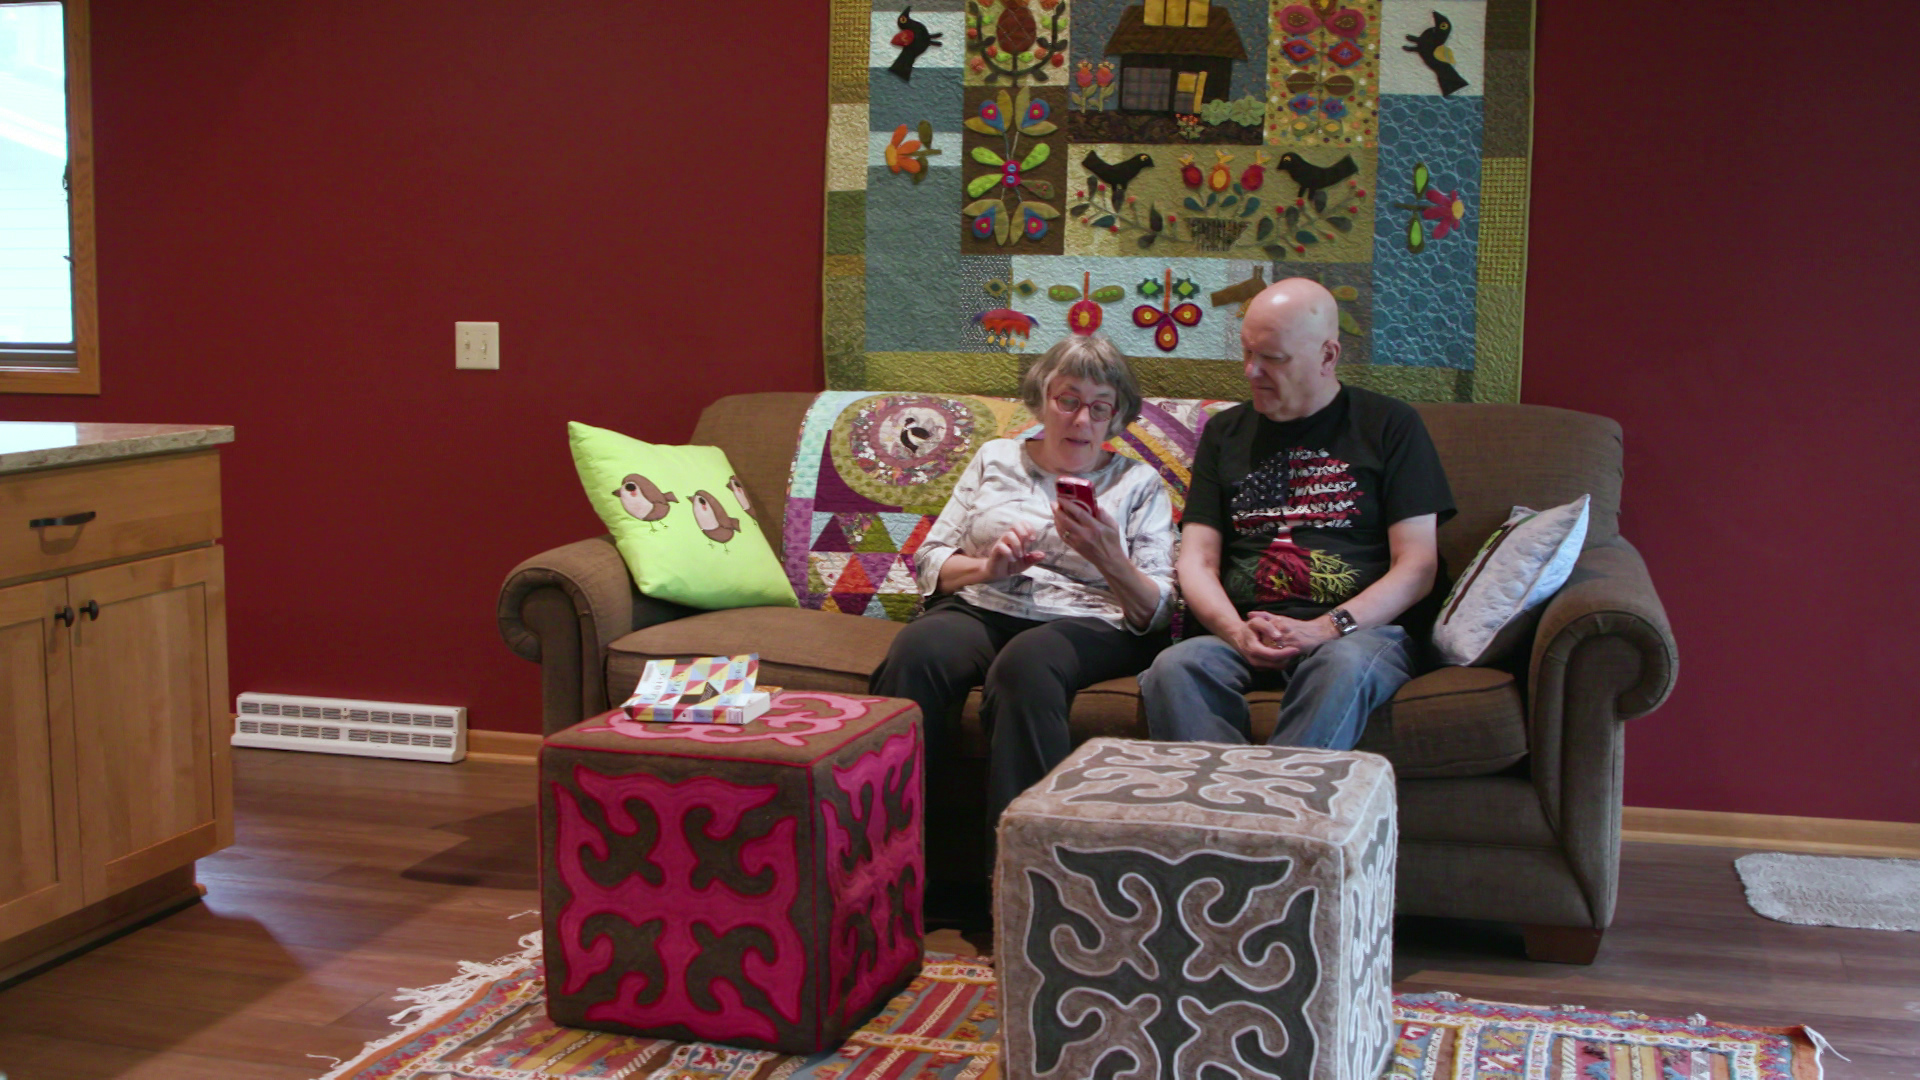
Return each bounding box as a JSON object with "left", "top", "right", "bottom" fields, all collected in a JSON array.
[{"left": 455, "top": 321, "right": 499, "bottom": 370}]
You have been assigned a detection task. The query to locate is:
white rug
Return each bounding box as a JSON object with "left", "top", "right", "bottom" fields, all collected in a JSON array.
[{"left": 1735, "top": 852, "right": 1920, "bottom": 931}]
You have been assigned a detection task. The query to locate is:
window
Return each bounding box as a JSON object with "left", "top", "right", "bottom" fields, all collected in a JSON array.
[
  {"left": 1122, "top": 66, "right": 1170, "bottom": 112},
  {"left": 1172, "top": 71, "right": 1208, "bottom": 114},
  {"left": 1145, "top": 0, "right": 1210, "bottom": 28},
  {"left": 0, "top": 0, "right": 95, "bottom": 394}
]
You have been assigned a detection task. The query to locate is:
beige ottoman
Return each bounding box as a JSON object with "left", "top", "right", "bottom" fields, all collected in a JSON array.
[{"left": 995, "top": 739, "right": 1397, "bottom": 1080}]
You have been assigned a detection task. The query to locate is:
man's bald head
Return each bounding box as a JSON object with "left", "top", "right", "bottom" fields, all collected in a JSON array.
[
  {"left": 1243, "top": 277, "right": 1340, "bottom": 346},
  {"left": 1239, "top": 277, "right": 1344, "bottom": 420}
]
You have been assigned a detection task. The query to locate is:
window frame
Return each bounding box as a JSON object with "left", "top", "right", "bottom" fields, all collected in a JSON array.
[
  {"left": 1121, "top": 65, "right": 1171, "bottom": 113},
  {"left": 1172, "top": 71, "right": 1207, "bottom": 115},
  {"left": 0, "top": 0, "right": 97, "bottom": 395}
]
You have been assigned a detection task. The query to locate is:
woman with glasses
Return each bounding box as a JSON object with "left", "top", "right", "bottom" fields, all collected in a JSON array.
[{"left": 870, "top": 334, "right": 1176, "bottom": 837}]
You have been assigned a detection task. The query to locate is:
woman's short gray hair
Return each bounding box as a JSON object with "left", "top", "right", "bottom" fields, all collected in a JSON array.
[{"left": 1019, "top": 334, "right": 1142, "bottom": 438}]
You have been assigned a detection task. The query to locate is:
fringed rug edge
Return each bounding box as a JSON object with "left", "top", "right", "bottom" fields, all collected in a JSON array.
[
  {"left": 312, "top": 929, "right": 543, "bottom": 1080},
  {"left": 309, "top": 952, "right": 1844, "bottom": 1080},
  {"left": 1403, "top": 991, "right": 1842, "bottom": 1080}
]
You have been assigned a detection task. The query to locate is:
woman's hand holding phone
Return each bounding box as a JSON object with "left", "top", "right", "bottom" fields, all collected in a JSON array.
[
  {"left": 1055, "top": 476, "right": 1098, "bottom": 515},
  {"left": 1053, "top": 485, "right": 1125, "bottom": 574}
]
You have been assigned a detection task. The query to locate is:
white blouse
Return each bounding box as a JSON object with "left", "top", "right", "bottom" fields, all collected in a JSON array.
[{"left": 913, "top": 438, "right": 1176, "bottom": 634}]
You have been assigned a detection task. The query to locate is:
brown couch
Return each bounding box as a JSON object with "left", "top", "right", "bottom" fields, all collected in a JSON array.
[{"left": 499, "top": 391, "right": 1677, "bottom": 963}]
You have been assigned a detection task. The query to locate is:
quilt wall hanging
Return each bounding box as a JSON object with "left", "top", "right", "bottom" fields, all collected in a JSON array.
[{"left": 824, "top": 0, "right": 1533, "bottom": 403}]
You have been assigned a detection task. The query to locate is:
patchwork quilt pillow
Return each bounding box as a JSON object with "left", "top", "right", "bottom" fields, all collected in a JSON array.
[
  {"left": 1432, "top": 494, "right": 1590, "bottom": 667},
  {"left": 782, "top": 391, "right": 1230, "bottom": 621},
  {"left": 570, "top": 421, "right": 797, "bottom": 611}
]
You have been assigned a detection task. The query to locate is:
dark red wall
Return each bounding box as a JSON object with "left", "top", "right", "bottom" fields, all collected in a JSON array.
[
  {"left": 4, "top": 2, "right": 1913, "bottom": 823},
  {"left": 1526, "top": 1, "right": 1920, "bottom": 823},
  {"left": 2, "top": 1, "right": 831, "bottom": 748}
]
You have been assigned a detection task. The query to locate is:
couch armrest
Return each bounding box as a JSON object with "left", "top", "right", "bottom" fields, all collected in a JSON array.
[
  {"left": 497, "top": 536, "right": 695, "bottom": 734},
  {"left": 1524, "top": 536, "right": 1679, "bottom": 928},
  {"left": 1530, "top": 537, "right": 1677, "bottom": 721}
]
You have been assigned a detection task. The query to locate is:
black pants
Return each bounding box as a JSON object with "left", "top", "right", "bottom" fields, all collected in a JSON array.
[{"left": 869, "top": 597, "right": 1169, "bottom": 827}]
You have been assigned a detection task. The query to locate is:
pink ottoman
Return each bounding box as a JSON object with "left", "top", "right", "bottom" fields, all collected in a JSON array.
[{"left": 539, "top": 691, "right": 924, "bottom": 1053}]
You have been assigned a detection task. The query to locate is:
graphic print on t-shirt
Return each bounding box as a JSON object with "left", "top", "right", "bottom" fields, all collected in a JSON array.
[{"left": 1223, "top": 449, "right": 1365, "bottom": 607}]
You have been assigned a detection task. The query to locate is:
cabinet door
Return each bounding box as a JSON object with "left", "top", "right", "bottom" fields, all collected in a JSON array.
[
  {"left": 68, "top": 546, "right": 231, "bottom": 902},
  {"left": 0, "top": 577, "right": 82, "bottom": 940}
]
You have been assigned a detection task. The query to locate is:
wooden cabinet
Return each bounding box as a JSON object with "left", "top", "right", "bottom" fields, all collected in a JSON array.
[
  {"left": 69, "top": 547, "right": 231, "bottom": 899},
  {"left": 0, "top": 444, "right": 230, "bottom": 979},
  {"left": 0, "top": 578, "right": 81, "bottom": 942}
]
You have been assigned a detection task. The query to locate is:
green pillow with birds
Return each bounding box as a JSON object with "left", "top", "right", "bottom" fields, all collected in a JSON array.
[{"left": 568, "top": 421, "right": 797, "bottom": 611}]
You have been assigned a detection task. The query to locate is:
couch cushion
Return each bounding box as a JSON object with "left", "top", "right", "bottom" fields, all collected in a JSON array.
[
  {"left": 948, "top": 677, "right": 1144, "bottom": 757},
  {"left": 1235, "top": 665, "right": 1526, "bottom": 779},
  {"left": 1433, "top": 495, "right": 1591, "bottom": 667},
  {"left": 688, "top": 392, "right": 820, "bottom": 554},
  {"left": 961, "top": 665, "right": 1525, "bottom": 778},
  {"left": 1413, "top": 403, "right": 1624, "bottom": 577},
  {"left": 1346, "top": 666, "right": 1529, "bottom": 778},
  {"left": 608, "top": 606, "right": 903, "bottom": 701},
  {"left": 614, "top": 608, "right": 1527, "bottom": 780}
]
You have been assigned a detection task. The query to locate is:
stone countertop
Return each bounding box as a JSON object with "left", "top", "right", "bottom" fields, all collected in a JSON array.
[{"left": 0, "top": 422, "right": 234, "bottom": 475}]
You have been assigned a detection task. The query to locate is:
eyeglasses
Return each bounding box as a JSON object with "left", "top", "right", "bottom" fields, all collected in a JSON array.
[{"left": 1051, "top": 394, "right": 1116, "bottom": 423}]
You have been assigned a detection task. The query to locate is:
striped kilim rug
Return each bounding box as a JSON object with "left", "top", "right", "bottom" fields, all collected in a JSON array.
[{"left": 316, "top": 936, "right": 1833, "bottom": 1079}]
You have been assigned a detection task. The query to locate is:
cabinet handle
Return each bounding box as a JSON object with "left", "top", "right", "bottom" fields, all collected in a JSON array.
[
  {"left": 55, "top": 605, "right": 74, "bottom": 626},
  {"left": 30, "top": 510, "right": 96, "bottom": 528},
  {"left": 80, "top": 599, "right": 99, "bottom": 621}
]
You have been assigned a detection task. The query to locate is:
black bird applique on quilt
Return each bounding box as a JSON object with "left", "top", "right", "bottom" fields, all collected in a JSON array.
[
  {"left": 1082, "top": 151, "right": 1156, "bottom": 209},
  {"left": 1273, "top": 152, "right": 1359, "bottom": 199},
  {"left": 888, "top": 7, "right": 942, "bottom": 82},
  {"left": 1404, "top": 11, "right": 1468, "bottom": 96}
]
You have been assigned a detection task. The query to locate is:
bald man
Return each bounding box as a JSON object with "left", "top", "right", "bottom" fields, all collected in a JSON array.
[{"left": 1140, "top": 278, "right": 1455, "bottom": 749}]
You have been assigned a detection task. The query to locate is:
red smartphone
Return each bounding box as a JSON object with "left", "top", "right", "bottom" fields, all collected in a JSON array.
[{"left": 1055, "top": 476, "right": 1098, "bottom": 515}]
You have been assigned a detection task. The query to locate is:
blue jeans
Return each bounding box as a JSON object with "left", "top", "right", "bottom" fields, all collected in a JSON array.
[{"left": 1139, "top": 626, "right": 1413, "bottom": 748}]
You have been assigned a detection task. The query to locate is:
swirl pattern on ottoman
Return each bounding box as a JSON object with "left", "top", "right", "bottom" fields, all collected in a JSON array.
[
  {"left": 821, "top": 726, "right": 925, "bottom": 1031},
  {"left": 1343, "top": 814, "right": 1397, "bottom": 1078},
  {"left": 1023, "top": 846, "right": 1319, "bottom": 1079},
  {"left": 1045, "top": 741, "right": 1358, "bottom": 823},
  {"left": 550, "top": 768, "right": 806, "bottom": 1045}
]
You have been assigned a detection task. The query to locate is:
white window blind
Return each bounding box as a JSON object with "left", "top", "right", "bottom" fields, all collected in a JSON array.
[{"left": 0, "top": 2, "right": 71, "bottom": 348}]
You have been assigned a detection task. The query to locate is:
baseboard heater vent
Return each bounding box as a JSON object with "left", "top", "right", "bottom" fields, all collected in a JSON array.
[{"left": 232, "top": 693, "right": 467, "bottom": 763}]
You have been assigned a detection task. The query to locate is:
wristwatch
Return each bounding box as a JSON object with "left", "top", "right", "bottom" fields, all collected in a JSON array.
[{"left": 1327, "top": 608, "right": 1359, "bottom": 636}]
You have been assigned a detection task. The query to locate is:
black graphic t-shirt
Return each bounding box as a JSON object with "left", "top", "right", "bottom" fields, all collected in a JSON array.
[{"left": 1184, "top": 386, "right": 1455, "bottom": 622}]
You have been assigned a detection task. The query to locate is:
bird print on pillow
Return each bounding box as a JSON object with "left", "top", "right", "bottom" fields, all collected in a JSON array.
[
  {"left": 691, "top": 490, "right": 741, "bottom": 550},
  {"left": 614, "top": 475, "right": 676, "bottom": 530},
  {"left": 726, "top": 475, "right": 754, "bottom": 515}
]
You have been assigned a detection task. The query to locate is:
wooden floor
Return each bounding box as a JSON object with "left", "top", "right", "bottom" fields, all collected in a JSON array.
[{"left": 0, "top": 750, "right": 1914, "bottom": 1079}]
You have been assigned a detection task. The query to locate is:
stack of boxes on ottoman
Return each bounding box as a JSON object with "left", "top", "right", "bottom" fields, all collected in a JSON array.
[
  {"left": 996, "top": 739, "right": 1398, "bottom": 1080},
  {"left": 538, "top": 689, "right": 925, "bottom": 1054}
]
